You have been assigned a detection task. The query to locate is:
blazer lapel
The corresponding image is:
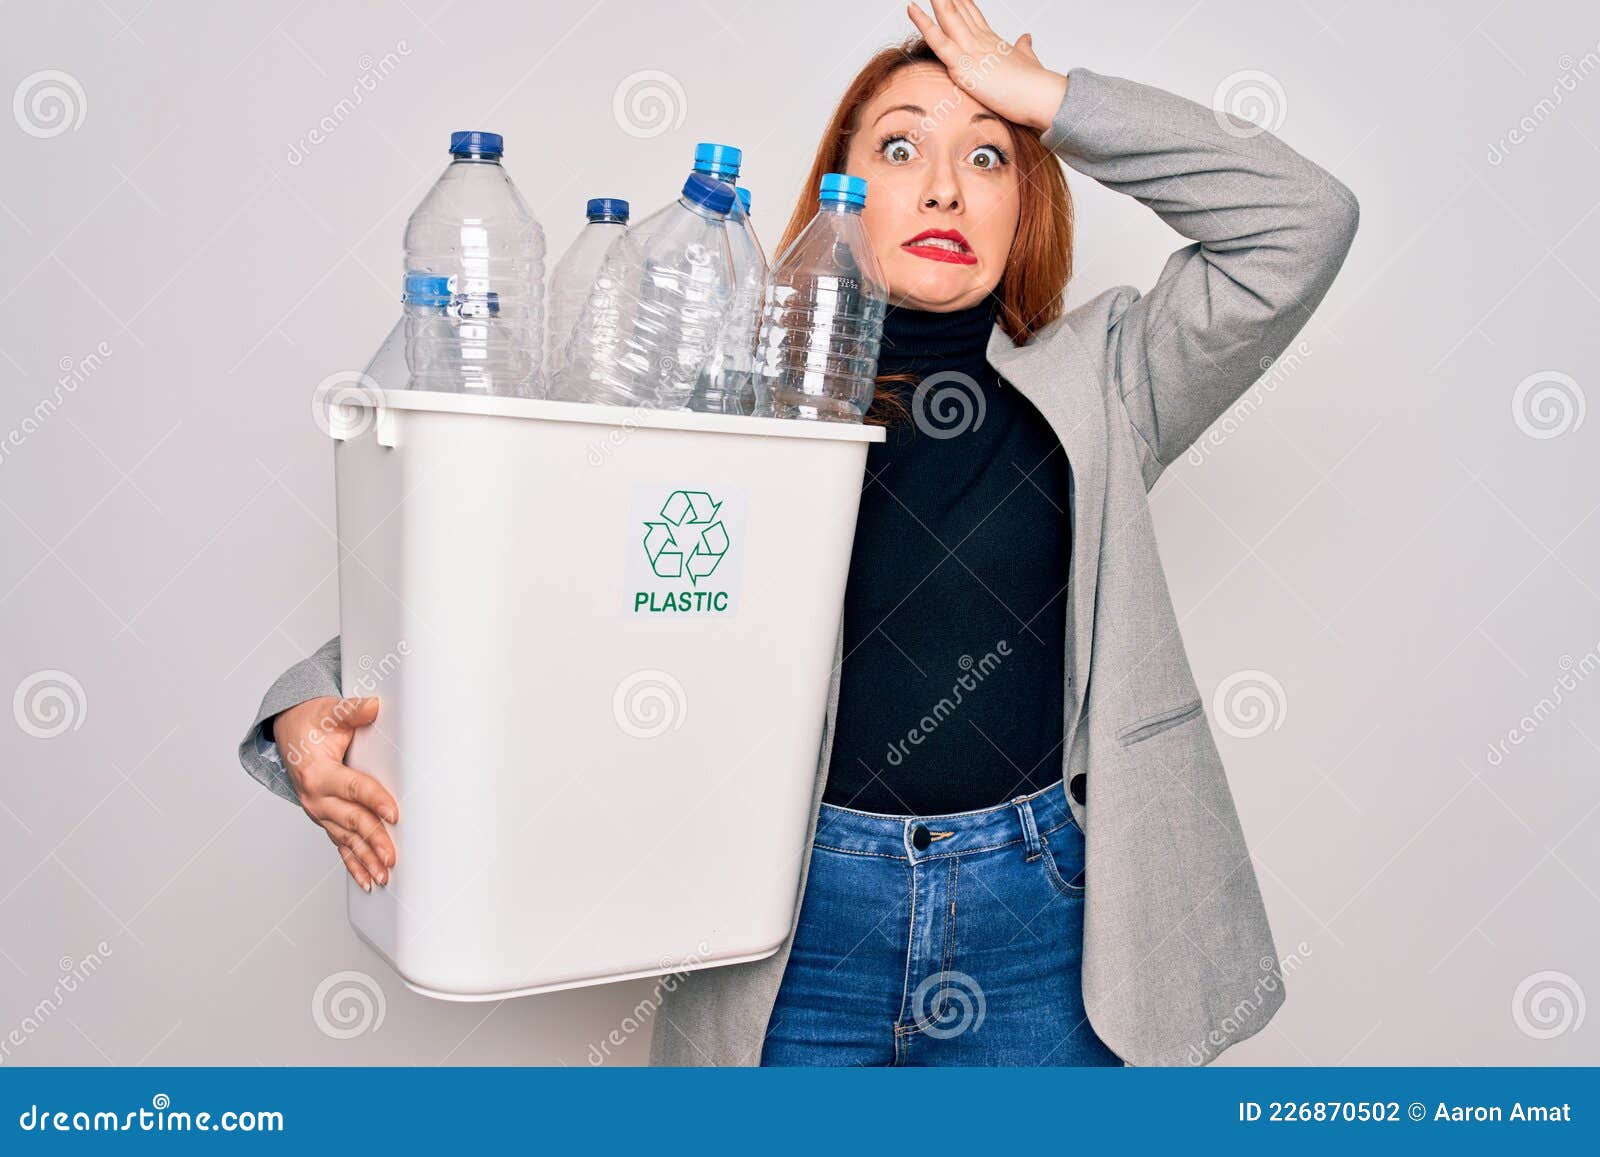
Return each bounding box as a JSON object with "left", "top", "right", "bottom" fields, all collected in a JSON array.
[{"left": 986, "top": 322, "right": 1108, "bottom": 762}]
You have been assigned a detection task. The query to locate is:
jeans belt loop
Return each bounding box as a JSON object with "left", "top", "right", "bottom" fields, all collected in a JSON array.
[{"left": 1013, "top": 795, "right": 1043, "bottom": 860}]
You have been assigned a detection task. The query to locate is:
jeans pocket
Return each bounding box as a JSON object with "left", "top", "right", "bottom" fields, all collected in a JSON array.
[{"left": 1037, "top": 827, "right": 1086, "bottom": 898}]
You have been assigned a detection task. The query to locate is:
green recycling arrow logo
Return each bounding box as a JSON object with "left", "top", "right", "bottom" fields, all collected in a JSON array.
[{"left": 642, "top": 490, "right": 730, "bottom": 585}]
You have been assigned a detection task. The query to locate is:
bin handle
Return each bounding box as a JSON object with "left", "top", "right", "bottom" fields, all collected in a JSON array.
[{"left": 313, "top": 376, "right": 395, "bottom": 448}]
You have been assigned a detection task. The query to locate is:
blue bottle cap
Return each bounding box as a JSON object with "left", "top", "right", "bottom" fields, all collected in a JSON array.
[
  {"left": 402, "top": 272, "right": 453, "bottom": 306},
  {"left": 681, "top": 172, "right": 735, "bottom": 216},
  {"left": 819, "top": 172, "right": 867, "bottom": 207},
  {"left": 693, "top": 141, "right": 742, "bottom": 179},
  {"left": 449, "top": 131, "right": 504, "bottom": 158},
  {"left": 585, "top": 197, "right": 630, "bottom": 222},
  {"left": 735, "top": 186, "right": 751, "bottom": 214}
]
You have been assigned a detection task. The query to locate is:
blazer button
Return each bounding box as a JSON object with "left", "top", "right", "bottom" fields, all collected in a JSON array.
[
  {"left": 1069, "top": 773, "right": 1088, "bottom": 806},
  {"left": 910, "top": 823, "right": 932, "bottom": 850}
]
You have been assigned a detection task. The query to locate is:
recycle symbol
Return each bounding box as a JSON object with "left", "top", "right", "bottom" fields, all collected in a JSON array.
[{"left": 642, "top": 490, "right": 730, "bottom": 585}]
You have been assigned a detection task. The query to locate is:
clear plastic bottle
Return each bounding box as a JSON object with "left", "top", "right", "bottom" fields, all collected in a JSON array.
[
  {"left": 401, "top": 271, "right": 505, "bottom": 390},
  {"left": 685, "top": 145, "right": 767, "bottom": 416},
  {"left": 362, "top": 317, "right": 406, "bottom": 389},
  {"left": 727, "top": 186, "right": 761, "bottom": 415},
  {"left": 560, "top": 172, "right": 736, "bottom": 409},
  {"left": 403, "top": 130, "right": 544, "bottom": 397},
  {"left": 753, "top": 173, "right": 887, "bottom": 422},
  {"left": 545, "top": 198, "right": 629, "bottom": 397}
]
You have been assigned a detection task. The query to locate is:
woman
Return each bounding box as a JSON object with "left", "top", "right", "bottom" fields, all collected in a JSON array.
[{"left": 238, "top": 0, "right": 1358, "bottom": 1066}]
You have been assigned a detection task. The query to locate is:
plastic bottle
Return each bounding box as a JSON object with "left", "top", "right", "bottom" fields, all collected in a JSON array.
[
  {"left": 400, "top": 271, "right": 505, "bottom": 391},
  {"left": 361, "top": 318, "right": 406, "bottom": 390},
  {"left": 727, "top": 186, "right": 760, "bottom": 415},
  {"left": 560, "top": 172, "right": 736, "bottom": 409},
  {"left": 403, "top": 130, "right": 544, "bottom": 396},
  {"left": 753, "top": 173, "right": 887, "bottom": 422},
  {"left": 685, "top": 145, "right": 767, "bottom": 416},
  {"left": 545, "top": 198, "right": 629, "bottom": 396}
]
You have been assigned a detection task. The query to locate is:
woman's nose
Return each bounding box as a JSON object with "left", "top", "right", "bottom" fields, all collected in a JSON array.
[{"left": 920, "top": 163, "right": 961, "bottom": 211}]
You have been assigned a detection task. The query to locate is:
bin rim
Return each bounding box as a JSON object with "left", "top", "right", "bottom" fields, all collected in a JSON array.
[{"left": 327, "top": 387, "right": 887, "bottom": 443}]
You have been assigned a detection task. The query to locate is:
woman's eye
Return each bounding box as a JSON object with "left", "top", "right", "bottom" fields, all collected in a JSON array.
[
  {"left": 881, "top": 136, "right": 919, "bottom": 164},
  {"left": 968, "top": 145, "right": 1005, "bottom": 169}
]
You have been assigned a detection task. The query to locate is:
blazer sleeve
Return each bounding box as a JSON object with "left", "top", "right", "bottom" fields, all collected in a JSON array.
[
  {"left": 1042, "top": 67, "right": 1360, "bottom": 489},
  {"left": 236, "top": 635, "right": 342, "bottom": 807}
]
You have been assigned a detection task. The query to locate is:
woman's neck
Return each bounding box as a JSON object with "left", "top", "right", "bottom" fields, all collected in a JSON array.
[{"left": 877, "top": 294, "right": 1001, "bottom": 369}]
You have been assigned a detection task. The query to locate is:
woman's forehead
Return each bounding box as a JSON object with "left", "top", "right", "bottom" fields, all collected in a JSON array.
[{"left": 858, "top": 64, "right": 1006, "bottom": 137}]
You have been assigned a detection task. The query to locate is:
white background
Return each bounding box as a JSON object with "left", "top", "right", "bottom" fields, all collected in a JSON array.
[{"left": 1, "top": 0, "right": 1596, "bottom": 1065}]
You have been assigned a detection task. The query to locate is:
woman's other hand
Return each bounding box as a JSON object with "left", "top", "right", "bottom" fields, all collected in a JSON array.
[
  {"left": 272, "top": 695, "right": 398, "bottom": 892},
  {"left": 906, "top": 0, "right": 1068, "bottom": 133}
]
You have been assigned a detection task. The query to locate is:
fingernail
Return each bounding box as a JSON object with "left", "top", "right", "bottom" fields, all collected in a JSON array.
[
  {"left": 384, "top": 809, "right": 397, "bottom": 823},
  {"left": 362, "top": 879, "right": 371, "bottom": 893}
]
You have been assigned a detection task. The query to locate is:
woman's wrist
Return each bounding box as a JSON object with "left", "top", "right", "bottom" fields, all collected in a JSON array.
[{"left": 1021, "top": 69, "right": 1070, "bottom": 133}]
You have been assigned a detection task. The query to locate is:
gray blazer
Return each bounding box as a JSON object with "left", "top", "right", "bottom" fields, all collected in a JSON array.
[{"left": 238, "top": 66, "right": 1358, "bottom": 1066}]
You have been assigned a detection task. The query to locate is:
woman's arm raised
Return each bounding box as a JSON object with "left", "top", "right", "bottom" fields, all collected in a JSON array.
[
  {"left": 1040, "top": 66, "right": 1358, "bottom": 487},
  {"left": 911, "top": 0, "right": 1360, "bottom": 488}
]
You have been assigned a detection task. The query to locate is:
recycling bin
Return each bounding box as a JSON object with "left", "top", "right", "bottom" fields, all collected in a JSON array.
[{"left": 314, "top": 384, "right": 884, "bottom": 1000}]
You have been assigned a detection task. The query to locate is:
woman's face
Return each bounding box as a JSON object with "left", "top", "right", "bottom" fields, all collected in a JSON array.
[{"left": 843, "top": 62, "right": 1021, "bottom": 312}]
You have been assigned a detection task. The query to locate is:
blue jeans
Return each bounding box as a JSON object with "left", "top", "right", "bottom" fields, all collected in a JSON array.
[{"left": 760, "top": 780, "right": 1123, "bottom": 1066}]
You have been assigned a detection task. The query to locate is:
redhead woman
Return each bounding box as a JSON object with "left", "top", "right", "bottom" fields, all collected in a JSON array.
[{"left": 238, "top": 0, "right": 1358, "bottom": 1067}]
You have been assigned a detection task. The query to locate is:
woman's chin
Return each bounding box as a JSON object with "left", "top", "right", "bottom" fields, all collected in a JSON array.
[{"left": 885, "top": 256, "right": 996, "bottom": 311}]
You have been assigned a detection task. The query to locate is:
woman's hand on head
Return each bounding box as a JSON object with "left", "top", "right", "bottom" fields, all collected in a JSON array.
[
  {"left": 272, "top": 695, "right": 398, "bottom": 891},
  {"left": 906, "top": 0, "right": 1068, "bottom": 133}
]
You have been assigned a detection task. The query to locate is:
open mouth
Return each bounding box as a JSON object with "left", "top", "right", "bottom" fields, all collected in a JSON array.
[{"left": 901, "top": 229, "right": 976, "bottom": 266}]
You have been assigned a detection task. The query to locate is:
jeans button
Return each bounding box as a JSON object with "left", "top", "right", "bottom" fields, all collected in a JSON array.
[{"left": 910, "top": 823, "right": 931, "bottom": 851}]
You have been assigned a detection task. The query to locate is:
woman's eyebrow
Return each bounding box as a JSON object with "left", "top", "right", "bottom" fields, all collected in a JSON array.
[
  {"left": 870, "top": 103, "right": 1007, "bottom": 128},
  {"left": 872, "top": 103, "right": 927, "bottom": 125}
]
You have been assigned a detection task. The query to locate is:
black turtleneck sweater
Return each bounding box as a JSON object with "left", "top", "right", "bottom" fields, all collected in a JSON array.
[{"left": 823, "top": 294, "right": 1075, "bottom": 816}]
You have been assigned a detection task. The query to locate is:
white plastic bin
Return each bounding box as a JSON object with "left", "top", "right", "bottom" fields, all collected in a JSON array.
[{"left": 314, "top": 386, "right": 883, "bottom": 1000}]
